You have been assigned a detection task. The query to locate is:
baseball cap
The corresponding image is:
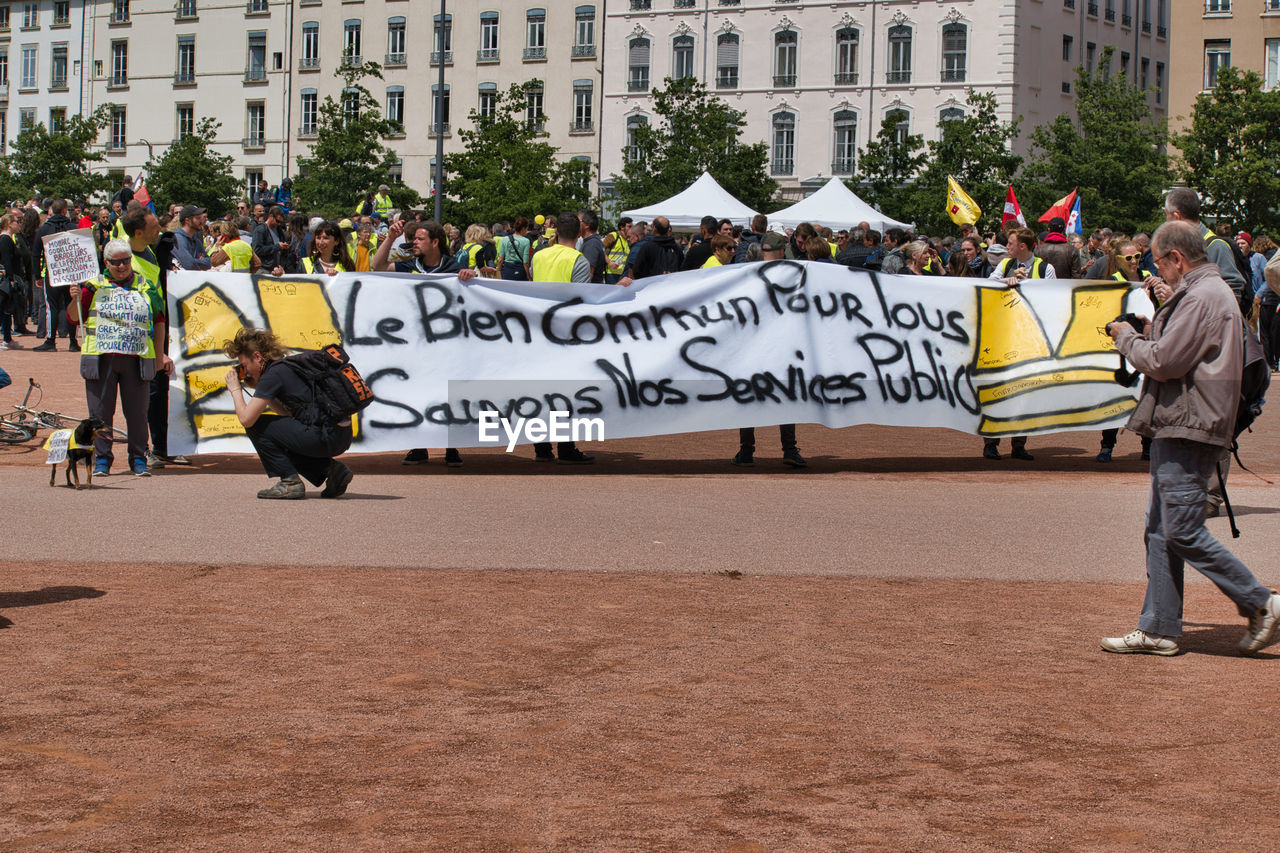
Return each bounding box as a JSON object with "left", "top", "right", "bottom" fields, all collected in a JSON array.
[
  {"left": 1048, "top": 216, "right": 1066, "bottom": 234},
  {"left": 338, "top": 218, "right": 354, "bottom": 230},
  {"left": 179, "top": 205, "right": 205, "bottom": 222},
  {"left": 379, "top": 184, "right": 390, "bottom": 192},
  {"left": 761, "top": 232, "right": 788, "bottom": 251}
]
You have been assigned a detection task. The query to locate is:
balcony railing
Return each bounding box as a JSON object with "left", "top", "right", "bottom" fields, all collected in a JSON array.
[
  {"left": 770, "top": 160, "right": 794, "bottom": 176},
  {"left": 1064, "top": 0, "right": 1075, "bottom": 8},
  {"left": 1122, "top": 13, "right": 1132, "bottom": 25},
  {"left": 834, "top": 71, "right": 859, "bottom": 85},
  {"left": 106, "top": 139, "right": 127, "bottom": 152},
  {"left": 0, "top": 82, "right": 8, "bottom": 102},
  {"left": 109, "top": 11, "right": 130, "bottom": 23},
  {"left": 1141, "top": 19, "right": 1150, "bottom": 32},
  {"left": 340, "top": 53, "right": 362, "bottom": 67},
  {"left": 773, "top": 73, "right": 796, "bottom": 87},
  {"left": 630, "top": 0, "right": 650, "bottom": 8},
  {"left": 572, "top": 44, "right": 595, "bottom": 57},
  {"left": 832, "top": 159, "right": 855, "bottom": 175},
  {"left": 246, "top": 0, "right": 269, "bottom": 14},
  {"left": 715, "top": 71, "right": 738, "bottom": 88},
  {"left": 429, "top": 123, "right": 451, "bottom": 136},
  {"left": 1087, "top": 1, "right": 1098, "bottom": 16},
  {"left": 675, "top": 0, "right": 695, "bottom": 6},
  {"left": 1157, "top": 24, "right": 1166, "bottom": 37},
  {"left": 299, "top": 56, "right": 320, "bottom": 69},
  {"left": 385, "top": 52, "right": 405, "bottom": 66},
  {"left": 941, "top": 68, "right": 966, "bottom": 82},
  {"left": 109, "top": 74, "right": 128, "bottom": 87},
  {"left": 430, "top": 50, "right": 451, "bottom": 64},
  {"left": 244, "top": 67, "right": 267, "bottom": 81},
  {"left": 570, "top": 120, "right": 593, "bottom": 133},
  {"left": 173, "top": 71, "right": 195, "bottom": 84},
  {"left": 477, "top": 48, "right": 499, "bottom": 62},
  {"left": 719, "top": 0, "right": 740, "bottom": 5},
  {"left": 523, "top": 46, "right": 546, "bottom": 60},
  {"left": 1104, "top": 8, "right": 1115, "bottom": 20},
  {"left": 298, "top": 126, "right": 317, "bottom": 138},
  {"left": 242, "top": 136, "right": 266, "bottom": 148},
  {"left": 628, "top": 76, "right": 650, "bottom": 91},
  {"left": 886, "top": 70, "right": 911, "bottom": 83}
]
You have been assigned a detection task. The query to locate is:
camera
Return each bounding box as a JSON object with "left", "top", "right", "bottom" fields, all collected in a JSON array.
[{"left": 1108, "top": 313, "right": 1145, "bottom": 335}]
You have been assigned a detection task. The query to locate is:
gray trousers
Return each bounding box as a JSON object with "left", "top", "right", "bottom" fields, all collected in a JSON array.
[
  {"left": 1139, "top": 437, "right": 1271, "bottom": 637},
  {"left": 84, "top": 355, "right": 149, "bottom": 465}
]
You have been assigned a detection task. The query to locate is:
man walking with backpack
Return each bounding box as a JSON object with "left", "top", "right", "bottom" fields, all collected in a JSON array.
[
  {"left": 1101, "top": 220, "right": 1280, "bottom": 656},
  {"left": 618, "top": 217, "right": 683, "bottom": 285}
]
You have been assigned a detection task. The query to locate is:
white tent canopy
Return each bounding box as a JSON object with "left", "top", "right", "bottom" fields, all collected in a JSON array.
[
  {"left": 621, "top": 172, "right": 759, "bottom": 230},
  {"left": 767, "top": 177, "right": 912, "bottom": 232}
]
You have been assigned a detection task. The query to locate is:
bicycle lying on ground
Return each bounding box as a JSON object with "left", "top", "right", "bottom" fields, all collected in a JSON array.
[{"left": 0, "top": 378, "right": 128, "bottom": 444}]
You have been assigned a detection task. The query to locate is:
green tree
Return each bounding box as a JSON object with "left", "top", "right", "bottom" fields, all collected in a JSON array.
[
  {"left": 6, "top": 108, "right": 114, "bottom": 202},
  {"left": 292, "top": 60, "right": 421, "bottom": 217},
  {"left": 610, "top": 77, "right": 776, "bottom": 212},
  {"left": 441, "top": 81, "right": 592, "bottom": 225},
  {"left": 146, "top": 118, "right": 241, "bottom": 217},
  {"left": 1021, "top": 47, "right": 1170, "bottom": 234},
  {"left": 892, "top": 91, "right": 1023, "bottom": 234},
  {"left": 850, "top": 112, "right": 926, "bottom": 223},
  {"left": 1173, "top": 66, "right": 1280, "bottom": 232}
]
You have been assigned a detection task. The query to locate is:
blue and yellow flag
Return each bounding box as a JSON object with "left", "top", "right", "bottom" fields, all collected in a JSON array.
[{"left": 946, "top": 175, "right": 982, "bottom": 226}]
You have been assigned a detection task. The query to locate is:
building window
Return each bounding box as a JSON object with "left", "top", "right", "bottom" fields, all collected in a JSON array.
[
  {"left": 525, "top": 8, "right": 545, "bottom": 60},
  {"left": 572, "top": 79, "right": 592, "bottom": 131},
  {"left": 672, "top": 34, "right": 694, "bottom": 79},
  {"left": 245, "top": 169, "right": 262, "bottom": 193},
  {"left": 941, "top": 23, "right": 966, "bottom": 82},
  {"left": 832, "top": 110, "right": 856, "bottom": 174},
  {"left": 301, "top": 22, "right": 319, "bottom": 68},
  {"left": 387, "top": 16, "right": 405, "bottom": 65},
  {"left": 21, "top": 2, "right": 35, "bottom": 28},
  {"left": 111, "top": 0, "right": 128, "bottom": 23},
  {"left": 177, "top": 0, "right": 197, "bottom": 19},
  {"left": 247, "top": 0, "right": 268, "bottom": 13},
  {"left": 1266, "top": 39, "right": 1279, "bottom": 90},
  {"left": 53, "top": 0, "right": 68, "bottom": 25},
  {"left": 1086, "top": 41, "right": 1096, "bottom": 70},
  {"left": 342, "top": 87, "right": 358, "bottom": 123},
  {"left": 0, "top": 7, "right": 10, "bottom": 30},
  {"left": 1204, "top": 39, "right": 1230, "bottom": 88},
  {"left": 1122, "top": 0, "right": 1132, "bottom": 26},
  {"left": 774, "top": 30, "right": 797, "bottom": 87},
  {"left": 246, "top": 32, "right": 266, "bottom": 80},
  {"left": 1142, "top": 0, "right": 1151, "bottom": 31},
  {"left": 478, "top": 82, "right": 497, "bottom": 119},
  {"left": 19, "top": 107, "right": 36, "bottom": 131},
  {"left": 1155, "top": 61, "right": 1164, "bottom": 103},
  {"left": 1120, "top": 50, "right": 1130, "bottom": 77},
  {"left": 0, "top": 55, "right": 8, "bottom": 85},
  {"left": 176, "top": 35, "right": 195, "bottom": 83},
  {"left": 716, "top": 32, "right": 739, "bottom": 88},
  {"left": 386, "top": 85, "right": 404, "bottom": 127},
  {"left": 628, "top": 37, "right": 650, "bottom": 91},
  {"left": 1205, "top": 0, "right": 1229, "bottom": 12},
  {"left": 574, "top": 5, "right": 595, "bottom": 57},
  {"left": 50, "top": 43, "right": 67, "bottom": 88},
  {"left": 1063, "top": 34, "right": 1073, "bottom": 61},
  {"left": 1105, "top": 0, "right": 1115, "bottom": 21},
  {"left": 525, "top": 84, "right": 544, "bottom": 133},
  {"left": 110, "top": 40, "right": 127, "bottom": 86},
  {"left": 626, "top": 114, "right": 647, "bottom": 163},
  {"left": 20, "top": 45, "right": 35, "bottom": 89},
  {"left": 299, "top": 89, "right": 317, "bottom": 135},
  {"left": 432, "top": 12, "right": 451, "bottom": 64},
  {"left": 835, "top": 28, "right": 858, "bottom": 85},
  {"left": 940, "top": 106, "right": 965, "bottom": 123},
  {"left": 432, "top": 83, "right": 451, "bottom": 134},
  {"left": 771, "top": 111, "right": 795, "bottom": 175},
  {"left": 479, "top": 11, "right": 499, "bottom": 61},
  {"left": 343, "top": 19, "right": 361, "bottom": 65},
  {"left": 110, "top": 105, "right": 127, "bottom": 149},
  {"left": 887, "top": 25, "right": 911, "bottom": 84},
  {"left": 176, "top": 103, "right": 194, "bottom": 139},
  {"left": 49, "top": 106, "right": 65, "bottom": 131},
  {"left": 245, "top": 102, "right": 264, "bottom": 146},
  {"left": 887, "top": 108, "right": 910, "bottom": 146}
]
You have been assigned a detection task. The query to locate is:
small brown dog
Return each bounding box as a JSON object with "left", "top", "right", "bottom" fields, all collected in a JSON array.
[{"left": 46, "top": 418, "right": 113, "bottom": 489}]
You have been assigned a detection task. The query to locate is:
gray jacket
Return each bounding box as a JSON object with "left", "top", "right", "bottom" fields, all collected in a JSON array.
[{"left": 1114, "top": 263, "right": 1242, "bottom": 448}]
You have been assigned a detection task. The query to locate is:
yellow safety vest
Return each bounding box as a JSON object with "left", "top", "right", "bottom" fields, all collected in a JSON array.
[
  {"left": 1112, "top": 270, "right": 1152, "bottom": 282},
  {"left": 531, "top": 243, "right": 583, "bottom": 283},
  {"left": 998, "top": 257, "right": 1048, "bottom": 278},
  {"left": 459, "top": 242, "right": 487, "bottom": 268},
  {"left": 80, "top": 273, "right": 160, "bottom": 360},
  {"left": 701, "top": 255, "right": 724, "bottom": 269},
  {"left": 374, "top": 194, "right": 394, "bottom": 217},
  {"left": 111, "top": 218, "right": 128, "bottom": 240},
  {"left": 302, "top": 257, "right": 348, "bottom": 275},
  {"left": 828, "top": 242, "right": 838, "bottom": 258},
  {"left": 606, "top": 232, "right": 630, "bottom": 274}
]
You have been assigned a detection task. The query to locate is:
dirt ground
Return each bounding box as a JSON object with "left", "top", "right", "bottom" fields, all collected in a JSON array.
[{"left": 3, "top": 347, "right": 1280, "bottom": 851}]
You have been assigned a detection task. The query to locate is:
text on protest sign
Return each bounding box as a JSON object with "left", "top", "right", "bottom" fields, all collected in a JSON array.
[{"left": 42, "top": 229, "right": 100, "bottom": 289}]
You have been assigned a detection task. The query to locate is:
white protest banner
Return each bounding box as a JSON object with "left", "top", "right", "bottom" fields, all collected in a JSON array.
[
  {"left": 41, "top": 228, "right": 99, "bottom": 288},
  {"left": 93, "top": 288, "right": 153, "bottom": 355},
  {"left": 165, "top": 265, "right": 1152, "bottom": 455}
]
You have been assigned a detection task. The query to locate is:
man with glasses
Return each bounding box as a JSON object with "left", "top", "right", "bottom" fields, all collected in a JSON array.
[{"left": 1101, "top": 220, "right": 1279, "bottom": 656}]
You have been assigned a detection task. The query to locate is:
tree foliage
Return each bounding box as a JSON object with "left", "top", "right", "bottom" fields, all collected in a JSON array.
[
  {"left": 292, "top": 61, "right": 421, "bottom": 217},
  {"left": 850, "top": 113, "right": 927, "bottom": 223},
  {"left": 1021, "top": 48, "right": 1170, "bottom": 234},
  {"left": 890, "top": 91, "right": 1022, "bottom": 233},
  {"left": 6, "top": 108, "right": 114, "bottom": 202},
  {"left": 611, "top": 77, "right": 776, "bottom": 212},
  {"left": 441, "top": 81, "right": 592, "bottom": 225},
  {"left": 1173, "top": 66, "right": 1280, "bottom": 232},
  {"left": 146, "top": 118, "right": 241, "bottom": 217}
]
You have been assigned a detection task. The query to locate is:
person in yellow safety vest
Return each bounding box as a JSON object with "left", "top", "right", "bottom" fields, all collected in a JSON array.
[
  {"left": 209, "top": 220, "right": 263, "bottom": 272},
  {"left": 352, "top": 223, "right": 378, "bottom": 271},
  {"left": 373, "top": 184, "right": 394, "bottom": 218},
  {"left": 983, "top": 226, "right": 1056, "bottom": 462},
  {"left": 701, "top": 234, "right": 735, "bottom": 268},
  {"left": 1097, "top": 238, "right": 1155, "bottom": 464},
  {"left": 70, "top": 231, "right": 172, "bottom": 478},
  {"left": 529, "top": 211, "right": 595, "bottom": 465},
  {"left": 301, "top": 221, "right": 354, "bottom": 275},
  {"left": 603, "top": 217, "right": 632, "bottom": 283},
  {"left": 458, "top": 224, "right": 498, "bottom": 272}
]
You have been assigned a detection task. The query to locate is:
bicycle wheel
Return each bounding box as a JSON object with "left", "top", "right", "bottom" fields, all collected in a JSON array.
[
  {"left": 36, "top": 412, "right": 81, "bottom": 430},
  {"left": 0, "top": 421, "right": 34, "bottom": 443}
]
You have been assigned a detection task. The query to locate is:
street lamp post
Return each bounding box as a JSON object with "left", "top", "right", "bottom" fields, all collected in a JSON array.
[{"left": 433, "top": 0, "right": 446, "bottom": 222}]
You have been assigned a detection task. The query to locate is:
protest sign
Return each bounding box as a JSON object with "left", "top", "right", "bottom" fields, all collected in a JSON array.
[
  {"left": 165, "top": 265, "right": 1151, "bottom": 455},
  {"left": 41, "top": 229, "right": 99, "bottom": 289}
]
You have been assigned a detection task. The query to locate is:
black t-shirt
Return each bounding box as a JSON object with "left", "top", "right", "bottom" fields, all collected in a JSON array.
[
  {"left": 253, "top": 360, "right": 316, "bottom": 423},
  {"left": 394, "top": 253, "right": 461, "bottom": 275}
]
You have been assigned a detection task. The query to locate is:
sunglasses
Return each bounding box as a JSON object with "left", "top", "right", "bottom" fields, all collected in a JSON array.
[
  {"left": 1121, "top": 252, "right": 1142, "bottom": 262},
  {"left": 105, "top": 256, "right": 131, "bottom": 266}
]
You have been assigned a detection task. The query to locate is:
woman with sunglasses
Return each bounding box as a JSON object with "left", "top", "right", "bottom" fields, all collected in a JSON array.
[{"left": 1097, "top": 237, "right": 1154, "bottom": 463}]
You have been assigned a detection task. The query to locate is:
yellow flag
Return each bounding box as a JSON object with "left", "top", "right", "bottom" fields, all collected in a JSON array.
[{"left": 946, "top": 175, "right": 982, "bottom": 226}]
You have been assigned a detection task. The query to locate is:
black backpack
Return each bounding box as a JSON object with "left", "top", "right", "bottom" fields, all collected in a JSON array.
[
  {"left": 1218, "top": 322, "right": 1270, "bottom": 538},
  {"left": 281, "top": 344, "right": 374, "bottom": 426}
]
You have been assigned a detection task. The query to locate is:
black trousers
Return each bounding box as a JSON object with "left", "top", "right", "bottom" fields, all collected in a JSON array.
[
  {"left": 739, "top": 425, "right": 797, "bottom": 451},
  {"left": 246, "top": 415, "right": 351, "bottom": 485},
  {"left": 1260, "top": 300, "right": 1279, "bottom": 370}
]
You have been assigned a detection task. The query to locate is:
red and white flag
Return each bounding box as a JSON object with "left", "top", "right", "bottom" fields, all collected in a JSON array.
[{"left": 1001, "top": 185, "right": 1026, "bottom": 228}]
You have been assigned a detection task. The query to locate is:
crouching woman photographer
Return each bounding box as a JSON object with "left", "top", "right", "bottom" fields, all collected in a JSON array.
[{"left": 222, "top": 328, "right": 353, "bottom": 500}]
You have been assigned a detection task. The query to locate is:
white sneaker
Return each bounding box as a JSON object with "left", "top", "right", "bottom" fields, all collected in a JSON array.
[
  {"left": 1101, "top": 629, "right": 1180, "bottom": 656},
  {"left": 1239, "top": 591, "right": 1280, "bottom": 655}
]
